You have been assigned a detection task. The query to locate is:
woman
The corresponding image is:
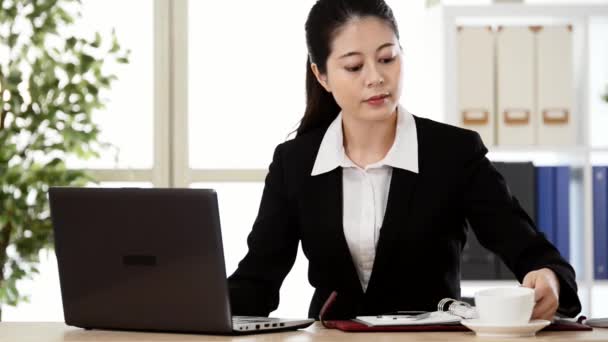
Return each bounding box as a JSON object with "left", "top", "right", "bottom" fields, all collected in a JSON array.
[{"left": 228, "top": 0, "right": 581, "bottom": 320}]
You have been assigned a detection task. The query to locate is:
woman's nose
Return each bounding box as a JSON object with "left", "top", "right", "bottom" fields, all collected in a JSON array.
[{"left": 366, "top": 65, "right": 385, "bottom": 88}]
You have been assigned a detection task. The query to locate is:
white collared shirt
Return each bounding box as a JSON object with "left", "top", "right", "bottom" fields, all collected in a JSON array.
[{"left": 311, "top": 105, "right": 419, "bottom": 292}]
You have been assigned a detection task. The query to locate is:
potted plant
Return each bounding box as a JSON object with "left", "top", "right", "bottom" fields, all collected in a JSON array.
[{"left": 0, "top": 0, "right": 128, "bottom": 320}]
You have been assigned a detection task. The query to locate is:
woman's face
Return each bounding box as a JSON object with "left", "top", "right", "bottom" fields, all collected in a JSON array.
[{"left": 312, "top": 16, "right": 403, "bottom": 123}]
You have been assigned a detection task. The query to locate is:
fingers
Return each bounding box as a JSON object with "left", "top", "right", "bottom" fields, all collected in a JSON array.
[
  {"left": 521, "top": 269, "right": 560, "bottom": 321},
  {"left": 522, "top": 271, "right": 536, "bottom": 289},
  {"left": 531, "top": 283, "right": 558, "bottom": 321},
  {"left": 532, "top": 295, "right": 558, "bottom": 321}
]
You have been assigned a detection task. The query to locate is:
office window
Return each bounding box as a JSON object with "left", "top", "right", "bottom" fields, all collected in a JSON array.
[
  {"left": 386, "top": 0, "right": 444, "bottom": 122},
  {"left": 189, "top": 182, "right": 264, "bottom": 273},
  {"left": 188, "top": 0, "right": 316, "bottom": 169},
  {"left": 187, "top": 1, "right": 443, "bottom": 171},
  {"left": 190, "top": 182, "right": 313, "bottom": 318},
  {"left": 64, "top": 0, "right": 154, "bottom": 169}
]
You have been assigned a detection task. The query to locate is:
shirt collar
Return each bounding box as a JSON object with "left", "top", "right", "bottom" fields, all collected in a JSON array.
[{"left": 311, "top": 105, "right": 419, "bottom": 176}]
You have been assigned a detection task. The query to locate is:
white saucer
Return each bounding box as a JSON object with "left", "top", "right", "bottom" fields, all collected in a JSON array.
[{"left": 461, "top": 319, "right": 551, "bottom": 338}]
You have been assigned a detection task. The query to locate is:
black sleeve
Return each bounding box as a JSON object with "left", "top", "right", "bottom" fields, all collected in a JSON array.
[
  {"left": 227, "top": 143, "right": 299, "bottom": 316},
  {"left": 462, "top": 132, "right": 582, "bottom": 317}
]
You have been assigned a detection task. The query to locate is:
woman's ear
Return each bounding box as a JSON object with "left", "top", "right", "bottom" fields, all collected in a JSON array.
[{"left": 310, "top": 63, "right": 331, "bottom": 93}]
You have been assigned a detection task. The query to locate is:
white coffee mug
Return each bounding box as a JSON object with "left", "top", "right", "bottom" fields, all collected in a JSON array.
[{"left": 474, "top": 287, "right": 535, "bottom": 325}]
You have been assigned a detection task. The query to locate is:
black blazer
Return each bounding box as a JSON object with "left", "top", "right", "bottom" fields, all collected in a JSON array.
[{"left": 227, "top": 115, "right": 581, "bottom": 319}]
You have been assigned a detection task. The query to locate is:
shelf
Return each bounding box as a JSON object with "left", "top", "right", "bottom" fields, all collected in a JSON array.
[
  {"left": 488, "top": 145, "right": 588, "bottom": 154},
  {"left": 486, "top": 146, "right": 588, "bottom": 165},
  {"left": 591, "top": 149, "right": 608, "bottom": 164},
  {"left": 436, "top": 3, "right": 608, "bottom": 316},
  {"left": 437, "top": 3, "right": 608, "bottom": 18}
]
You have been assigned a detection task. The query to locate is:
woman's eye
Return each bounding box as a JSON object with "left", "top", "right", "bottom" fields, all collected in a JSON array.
[{"left": 345, "top": 57, "right": 394, "bottom": 72}]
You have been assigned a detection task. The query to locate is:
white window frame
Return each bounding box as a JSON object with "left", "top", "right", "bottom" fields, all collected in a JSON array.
[{"left": 87, "top": 0, "right": 265, "bottom": 187}]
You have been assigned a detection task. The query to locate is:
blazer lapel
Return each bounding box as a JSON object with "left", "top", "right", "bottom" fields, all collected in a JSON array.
[
  {"left": 301, "top": 167, "right": 363, "bottom": 295},
  {"left": 365, "top": 167, "right": 419, "bottom": 295}
]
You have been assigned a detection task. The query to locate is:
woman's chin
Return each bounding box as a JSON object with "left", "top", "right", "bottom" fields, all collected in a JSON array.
[{"left": 358, "top": 104, "right": 397, "bottom": 121}]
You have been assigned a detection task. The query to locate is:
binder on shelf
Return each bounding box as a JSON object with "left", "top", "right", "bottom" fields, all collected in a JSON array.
[
  {"left": 593, "top": 166, "right": 608, "bottom": 280},
  {"left": 554, "top": 167, "right": 570, "bottom": 261},
  {"left": 536, "top": 26, "right": 576, "bottom": 146},
  {"left": 494, "top": 162, "right": 537, "bottom": 221},
  {"left": 496, "top": 27, "right": 536, "bottom": 146},
  {"left": 536, "top": 166, "right": 571, "bottom": 261},
  {"left": 461, "top": 162, "right": 536, "bottom": 280},
  {"left": 494, "top": 162, "right": 536, "bottom": 279},
  {"left": 457, "top": 26, "right": 495, "bottom": 146},
  {"left": 536, "top": 167, "right": 556, "bottom": 250}
]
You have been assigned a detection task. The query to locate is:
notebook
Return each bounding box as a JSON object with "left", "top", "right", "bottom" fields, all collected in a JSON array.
[
  {"left": 354, "top": 312, "right": 461, "bottom": 327},
  {"left": 353, "top": 298, "right": 476, "bottom": 327}
]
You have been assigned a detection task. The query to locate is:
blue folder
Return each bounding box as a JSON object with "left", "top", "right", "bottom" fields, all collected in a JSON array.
[
  {"left": 536, "top": 167, "right": 570, "bottom": 261},
  {"left": 536, "top": 167, "right": 556, "bottom": 247},
  {"left": 554, "top": 167, "right": 570, "bottom": 261},
  {"left": 593, "top": 166, "right": 608, "bottom": 280}
]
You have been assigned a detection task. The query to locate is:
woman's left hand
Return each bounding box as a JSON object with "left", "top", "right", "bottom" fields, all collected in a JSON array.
[{"left": 522, "top": 268, "right": 560, "bottom": 321}]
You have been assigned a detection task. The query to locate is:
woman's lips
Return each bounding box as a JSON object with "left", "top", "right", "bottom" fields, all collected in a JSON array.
[{"left": 365, "top": 94, "right": 389, "bottom": 106}]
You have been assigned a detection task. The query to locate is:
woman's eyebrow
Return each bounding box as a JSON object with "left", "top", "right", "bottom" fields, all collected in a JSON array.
[{"left": 338, "top": 42, "right": 395, "bottom": 59}]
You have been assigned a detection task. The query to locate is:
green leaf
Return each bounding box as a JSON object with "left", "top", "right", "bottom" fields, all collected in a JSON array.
[
  {"left": 46, "top": 158, "right": 64, "bottom": 168},
  {"left": 7, "top": 69, "right": 22, "bottom": 85},
  {"left": 8, "top": 33, "right": 19, "bottom": 48},
  {"left": 110, "top": 31, "right": 120, "bottom": 53},
  {"left": 85, "top": 84, "right": 99, "bottom": 96},
  {"left": 91, "top": 32, "right": 102, "bottom": 48},
  {"left": 56, "top": 7, "right": 75, "bottom": 25},
  {"left": 66, "top": 37, "right": 77, "bottom": 50},
  {"left": 65, "top": 62, "right": 77, "bottom": 77},
  {"left": 80, "top": 53, "right": 95, "bottom": 71}
]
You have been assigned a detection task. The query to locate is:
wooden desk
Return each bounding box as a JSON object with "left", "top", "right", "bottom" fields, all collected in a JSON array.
[{"left": 1, "top": 322, "right": 607, "bottom": 342}]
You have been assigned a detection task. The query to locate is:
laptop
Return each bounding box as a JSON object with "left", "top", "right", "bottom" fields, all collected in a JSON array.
[{"left": 48, "top": 187, "right": 314, "bottom": 334}]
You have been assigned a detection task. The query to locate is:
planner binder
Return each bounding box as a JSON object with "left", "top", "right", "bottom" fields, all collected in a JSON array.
[
  {"left": 496, "top": 26, "right": 536, "bottom": 146},
  {"left": 593, "top": 167, "right": 608, "bottom": 279},
  {"left": 458, "top": 26, "right": 495, "bottom": 146},
  {"left": 536, "top": 26, "right": 576, "bottom": 146},
  {"left": 319, "top": 291, "right": 592, "bottom": 332}
]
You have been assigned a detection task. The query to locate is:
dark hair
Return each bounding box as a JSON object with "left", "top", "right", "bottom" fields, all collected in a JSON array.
[{"left": 296, "top": 0, "right": 399, "bottom": 137}]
